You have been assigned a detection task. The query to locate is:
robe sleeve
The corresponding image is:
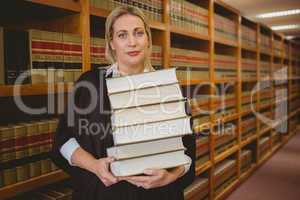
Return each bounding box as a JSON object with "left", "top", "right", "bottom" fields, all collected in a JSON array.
[
  {"left": 50, "top": 70, "right": 99, "bottom": 175},
  {"left": 171, "top": 96, "right": 196, "bottom": 189}
]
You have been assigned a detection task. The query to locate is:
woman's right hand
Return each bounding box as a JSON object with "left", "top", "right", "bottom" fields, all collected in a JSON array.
[{"left": 90, "top": 157, "right": 118, "bottom": 187}]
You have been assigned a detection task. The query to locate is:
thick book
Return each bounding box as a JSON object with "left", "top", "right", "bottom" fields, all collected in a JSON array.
[
  {"left": 111, "top": 100, "right": 188, "bottom": 127},
  {"left": 110, "top": 150, "right": 189, "bottom": 176},
  {"left": 109, "top": 83, "right": 184, "bottom": 110},
  {"left": 107, "top": 137, "right": 185, "bottom": 160},
  {"left": 112, "top": 116, "right": 192, "bottom": 145},
  {"left": 106, "top": 68, "right": 178, "bottom": 94}
]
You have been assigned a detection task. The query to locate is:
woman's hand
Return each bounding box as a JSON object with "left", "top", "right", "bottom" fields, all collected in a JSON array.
[
  {"left": 89, "top": 157, "right": 118, "bottom": 187},
  {"left": 119, "top": 166, "right": 185, "bottom": 189}
]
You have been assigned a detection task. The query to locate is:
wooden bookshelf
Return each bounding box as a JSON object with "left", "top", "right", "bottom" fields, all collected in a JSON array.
[
  {"left": 0, "top": 0, "right": 299, "bottom": 200},
  {"left": 0, "top": 170, "right": 69, "bottom": 199}
]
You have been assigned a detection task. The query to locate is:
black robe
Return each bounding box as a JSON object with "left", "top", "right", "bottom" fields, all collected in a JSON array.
[{"left": 51, "top": 67, "right": 196, "bottom": 200}]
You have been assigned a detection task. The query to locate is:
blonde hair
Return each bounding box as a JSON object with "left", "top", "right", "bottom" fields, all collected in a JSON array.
[{"left": 105, "top": 6, "right": 154, "bottom": 71}]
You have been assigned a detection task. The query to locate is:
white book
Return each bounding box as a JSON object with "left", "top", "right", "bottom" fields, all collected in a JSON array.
[
  {"left": 106, "top": 68, "right": 178, "bottom": 94},
  {"left": 110, "top": 150, "right": 189, "bottom": 176},
  {"left": 107, "top": 137, "right": 185, "bottom": 160},
  {"left": 112, "top": 116, "right": 192, "bottom": 145},
  {"left": 111, "top": 100, "right": 187, "bottom": 128},
  {"left": 109, "top": 83, "right": 184, "bottom": 110}
]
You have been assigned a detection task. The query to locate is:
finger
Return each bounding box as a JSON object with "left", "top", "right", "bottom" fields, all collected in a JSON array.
[
  {"left": 124, "top": 176, "right": 150, "bottom": 183},
  {"left": 102, "top": 170, "right": 118, "bottom": 183},
  {"left": 104, "top": 157, "right": 115, "bottom": 163},
  {"left": 126, "top": 179, "right": 143, "bottom": 187}
]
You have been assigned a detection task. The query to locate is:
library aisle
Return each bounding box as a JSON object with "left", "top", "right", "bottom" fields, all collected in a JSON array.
[{"left": 227, "top": 132, "right": 300, "bottom": 200}]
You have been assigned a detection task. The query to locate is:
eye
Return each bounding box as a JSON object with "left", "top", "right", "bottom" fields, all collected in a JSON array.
[
  {"left": 135, "top": 30, "right": 145, "bottom": 37},
  {"left": 118, "top": 32, "right": 127, "bottom": 39}
]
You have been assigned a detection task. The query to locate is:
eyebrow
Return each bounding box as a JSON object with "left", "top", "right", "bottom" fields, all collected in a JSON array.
[{"left": 115, "top": 27, "right": 144, "bottom": 34}]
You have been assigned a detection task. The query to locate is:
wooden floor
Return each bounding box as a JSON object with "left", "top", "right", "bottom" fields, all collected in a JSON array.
[{"left": 226, "top": 132, "right": 300, "bottom": 200}]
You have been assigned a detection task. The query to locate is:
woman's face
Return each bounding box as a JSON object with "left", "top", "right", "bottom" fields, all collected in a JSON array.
[{"left": 110, "top": 14, "right": 149, "bottom": 68}]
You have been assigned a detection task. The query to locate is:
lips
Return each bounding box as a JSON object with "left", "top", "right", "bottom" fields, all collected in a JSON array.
[{"left": 127, "top": 51, "right": 141, "bottom": 56}]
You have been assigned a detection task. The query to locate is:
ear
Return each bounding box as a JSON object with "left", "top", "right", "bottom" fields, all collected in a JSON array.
[{"left": 110, "top": 41, "right": 115, "bottom": 51}]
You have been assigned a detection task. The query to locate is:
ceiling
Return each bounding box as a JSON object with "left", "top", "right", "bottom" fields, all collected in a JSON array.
[{"left": 221, "top": 0, "right": 300, "bottom": 40}]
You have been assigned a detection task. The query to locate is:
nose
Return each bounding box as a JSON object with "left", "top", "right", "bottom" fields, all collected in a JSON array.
[{"left": 128, "top": 34, "right": 137, "bottom": 47}]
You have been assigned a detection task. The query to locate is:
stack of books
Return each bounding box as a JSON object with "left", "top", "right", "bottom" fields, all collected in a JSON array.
[
  {"left": 29, "top": 29, "right": 83, "bottom": 84},
  {"left": 240, "top": 149, "right": 252, "bottom": 173},
  {"left": 169, "top": 0, "right": 209, "bottom": 36},
  {"left": 258, "top": 136, "right": 271, "bottom": 158},
  {"left": 241, "top": 114, "right": 256, "bottom": 140},
  {"left": 241, "top": 25, "right": 256, "bottom": 49},
  {"left": 214, "top": 93, "right": 237, "bottom": 118},
  {"left": 284, "top": 43, "right": 289, "bottom": 58},
  {"left": 260, "top": 60, "right": 271, "bottom": 78},
  {"left": 273, "top": 39, "right": 282, "bottom": 57},
  {"left": 260, "top": 87, "right": 273, "bottom": 108},
  {"left": 260, "top": 34, "right": 271, "bottom": 54},
  {"left": 0, "top": 118, "right": 59, "bottom": 187},
  {"left": 215, "top": 54, "right": 237, "bottom": 80},
  {"left": 272, "top": 131, "right": 281, "bottom": 146},
  {"left": 106, "top": 68, "right": 192, "bottom": 176},
  {"left": 90, "top": 0, "right": 163, "bottom": 22},
  {"left": 184, "top": 176, "right": 209, "bottom": 200},
  {"left": 170, "top": 47, "right": 209, "bottom": 82},
  {"left": 241, "top": 83, "right": 257, "bottom": 111},
  {"left": 90, "top": 37, "right": 107, "bottom": 69},
  {"left": 259, "top": 109, "right": 274, "bottom": 130},
  {"left": 214, "top": 14, "right": 238, "bottom": 43},
  {"left": 214, "top": 123, "right": 237, "bottom": 155},
  {"left": 195, "top": 134, "right": 209, "bottom": 167},
  {"left": 241, "top": 58, "right": 256, "bottom": 79},
  {"left": 151, "top": 45, "right": 163, "bottom": 69}
]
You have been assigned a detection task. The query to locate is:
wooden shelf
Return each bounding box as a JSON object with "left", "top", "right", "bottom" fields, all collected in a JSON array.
[
  {"left": 214, "top": 38, "right": 238, "bottom": 48},
  {"left": 28, "top": 0, "right": 81, "bottom": 12},
  {"left": 215, "top": 145, "right": 239, "bottom": 163},
  {"left": 240, "top": 109, "right": 254, "bottom": 117},
  {"left": 179, "top": 79, "right": 211, "bottom": 86},
  {"left": 241, "top": 78, "right": 257, "bottom": 82},
  {"left": 196, "top": 161, "right": 212, "bottom": 176},
  {"left": 1, "top": 1, "right": 300, "bottom": 199},
  {"left": 170, "top": 26, "right": 209, "bottom": 41},
  {"left": 0, "top": 170, "right": 69, "bottom": 200},
  {"left": 90, "top": 6, "right": 166, "bottom": 31},
  {"left": 241, "top": 134, "right": 257, "bottom": 147},
  {"left": 0, "top": 83, "right": 73, "bottom": 97},
  {"left": 242, "top": 46, "right": 257, "bottom": 53},
  {"left": 214, "top": 78, "right": 238, "bottom": 83}
]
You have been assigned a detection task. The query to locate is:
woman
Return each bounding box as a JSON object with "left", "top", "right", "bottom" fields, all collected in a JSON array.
[{"left": 51, "top": 6, "right": 195, "bottom": 200}]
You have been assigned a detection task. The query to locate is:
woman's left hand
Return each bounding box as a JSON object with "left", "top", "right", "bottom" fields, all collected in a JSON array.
[{"left": 119, "top": 166, "right": 185, "bottom": 189}]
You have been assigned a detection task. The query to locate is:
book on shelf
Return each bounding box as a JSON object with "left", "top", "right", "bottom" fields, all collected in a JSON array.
[
  {"left": 170, "top": 0, "right": 208, "bottom": 35},
  {"left": 106, "top": 68, "right": 193, "bottom": 176},
  {"left": 214, "top": 159, "right": 237, "bottom": 190},
  {"left": 214, "top": 14, "right": 237, "bottom": 42},
  {"left": 241, "top": 149, "right": 252, "bottom": 172},
  {"left": 184, "top": 177, "right": 209, "bottom": 200},
  {"left": 242, "top": 25, "right": 256, "bottom": 49},
  {"left": 3, "top": 29, "right": 30, "bottom": 85}
]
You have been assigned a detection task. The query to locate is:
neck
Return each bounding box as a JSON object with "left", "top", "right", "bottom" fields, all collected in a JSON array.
[{"left": 117, "top": 62, "right": 145, "bottom": 76}]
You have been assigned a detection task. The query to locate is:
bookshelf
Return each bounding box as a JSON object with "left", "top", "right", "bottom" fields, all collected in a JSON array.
[{"left": 0, "top": 0, "right": 300, "bottom": 200}]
